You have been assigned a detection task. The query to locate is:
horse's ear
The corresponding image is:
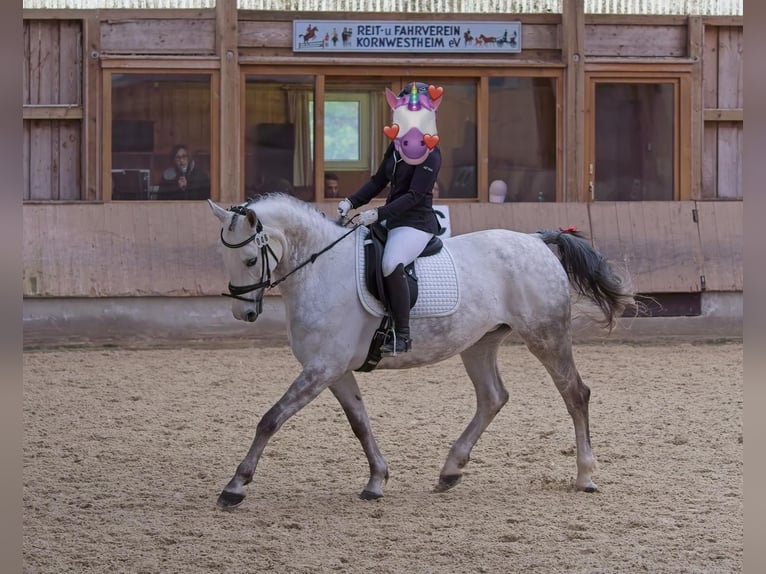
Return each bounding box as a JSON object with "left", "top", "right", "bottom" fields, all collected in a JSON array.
[
  {"left": 208, "top": 199, "right": 228, "bottom": 223},
  {"left": 246, "top": 209, "right": 257, "bottom": 227}
]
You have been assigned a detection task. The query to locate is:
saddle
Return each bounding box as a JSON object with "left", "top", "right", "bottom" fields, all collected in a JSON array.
[
  {"left": 363, "top": 222, "right": 443, "bottom": 309},
  {"left": 356, "top": 222, "right": 443, "bottom": 373}
]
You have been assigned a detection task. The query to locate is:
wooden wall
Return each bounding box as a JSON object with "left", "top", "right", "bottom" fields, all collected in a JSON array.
[
  {"left": 21, "top": 13, "right": 743, "bottom": 202},
  {"left": 22, "top": 201, "right": 741, "bottom": 297},
  {"left": 701, "top": 25, "right": 743, "bottom": 199},
  {"left": 23, "top": 20, "right": 83, "bottom": 201}
]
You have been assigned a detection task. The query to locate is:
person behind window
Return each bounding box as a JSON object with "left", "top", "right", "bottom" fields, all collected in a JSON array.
[
  {"left": 337, "top": 81, "right": 444, "bottom": 356},
  {"left": 158, "top": 144, "right": 210, "bottom": 200},
  {"left": 324, "top": 172, "right": 341, "bottom": 198}
]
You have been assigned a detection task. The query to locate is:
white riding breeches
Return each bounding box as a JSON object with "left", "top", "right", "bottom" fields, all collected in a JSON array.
[{"left": 382, "top": 226, "right": 434, "bottom": 277}]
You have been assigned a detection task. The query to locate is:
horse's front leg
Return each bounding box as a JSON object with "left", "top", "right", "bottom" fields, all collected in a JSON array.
[
  {"left": 217, "top": 367, "right": 333, "bottom": 509},
  {"left": 329, "top": 372, "right": 389, "bottom": 499}
]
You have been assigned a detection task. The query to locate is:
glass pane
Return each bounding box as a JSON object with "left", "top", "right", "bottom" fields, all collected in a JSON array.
[
  {"left": 488, "top": 77, "right": 557, "bottom": 202},
  {"left": 594, "top": 83, "right": 675, "bottom": 201},
  {"left": 326, "top": 101, "right": 360, "bottom": 161},
  {"left": 111, "top": 73, "right": 212, "bottom": 201},
  {"left": 244, "top": 75, "right": 315, "bottom": 202},
  {"left": 435, "top": 80, "right": 477, "bottom": 199}
]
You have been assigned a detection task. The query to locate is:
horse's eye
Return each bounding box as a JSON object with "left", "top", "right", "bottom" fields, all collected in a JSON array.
[{"left": 245, "top": 257, "right": 258, "bottom": 267}]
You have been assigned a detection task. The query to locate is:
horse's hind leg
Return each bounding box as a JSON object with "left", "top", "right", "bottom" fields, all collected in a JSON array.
[
  {"left": 523, "top": 331, "right": 598, "bottom": 492},
  {"left": 435, "top": 328, "right": 510, "bottom": 492},
  {"left": 329, "top": 372, "right": 389, "bottom": 500}
]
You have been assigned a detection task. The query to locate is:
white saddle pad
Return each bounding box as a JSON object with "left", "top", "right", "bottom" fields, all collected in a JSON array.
[{"left": 355, "top": 226, "right": 460, "bottom": 318}]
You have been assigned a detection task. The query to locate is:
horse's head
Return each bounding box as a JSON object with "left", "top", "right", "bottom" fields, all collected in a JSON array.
[
  {"left": 383, "top": 82, "right": 443, "bottom": 165},
  {"left": 209, "top": 199, "right": 284, "bottom": 323}
]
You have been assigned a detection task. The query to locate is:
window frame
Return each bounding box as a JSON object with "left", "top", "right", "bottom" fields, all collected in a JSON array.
[
  {"left": 101, "top": 61, "right": 220, "bottom": 202},
  {"left": 311, "top": 91, "right": 372, "bottom": 171},
  {"left": 584, "top": 64, "right": 692, "bottom": 202}
]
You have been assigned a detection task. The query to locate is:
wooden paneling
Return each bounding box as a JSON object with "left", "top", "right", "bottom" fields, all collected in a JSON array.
[
  {"left": 100, "top": 19, "right": 216, "bottom": 54},
  {"left": 24, "top": 20, "right": 83, "bottom": 201},
  {"left": 701, "top": 24, "right": 743, "bottom": 199},
  {"left": 588, "top": 202, "right": 703, "bottom": 293},
  {"left": 21, "top": 201, "right": 742, "bottom": 297},
  {"left": 23, "top": 203, "right": 224, "bottom": 297},
  {"left": 585, "top": 25, "right": 687, "bottom": 58},
  {"left": 24, "top": 20, "right": 82, "bottom": 105},
  {"left": 695, "top": 201, "right": 742, "bottom": 291},
  {"left": 447, "top": 202, "right": 591, "bottom": 237},
  {"left": 715, "top": 26, "right": 742, "bottom": 199},
  {"left": 24, "top": 120, "right": 82, "bottom": 201}
]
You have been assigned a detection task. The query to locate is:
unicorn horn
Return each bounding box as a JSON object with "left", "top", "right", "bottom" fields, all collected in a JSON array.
[{"left": 407, "top": 83, "right": 421, "bottom": 111}]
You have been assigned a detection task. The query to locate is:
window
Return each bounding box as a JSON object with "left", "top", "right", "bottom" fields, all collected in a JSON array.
[
  {"left": 594, "top": 82, "right": 675, "bottom": 201},
  {"left": 585, "top": 69, "right": 691, "bottom": 202},
  {"left": 244, "top": 75, "right": 315, "bottom": 202},
  {"left": 488, "top": 76, "right": 558, "bottom": 202},
  {"left": 309, "top": 92, "right": 371, "bottom": 169},
  {"left": 105, "top": 72, "right": 215, "bottom": 201},
  {"left": 240, "top": 70, "right": 562, "bottom": 203}
]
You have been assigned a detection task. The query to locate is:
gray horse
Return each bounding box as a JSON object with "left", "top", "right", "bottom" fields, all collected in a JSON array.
[{"left": 208, "top": 194, "right": 634, "bottom": 509}]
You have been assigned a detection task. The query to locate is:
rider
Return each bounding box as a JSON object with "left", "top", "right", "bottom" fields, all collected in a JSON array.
[{"left": 337, "top": 81, "right": 443, "bottom": 356}]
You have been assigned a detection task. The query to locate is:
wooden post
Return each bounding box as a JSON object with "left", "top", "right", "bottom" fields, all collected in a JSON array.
[
  {"left": 217, "top": 0, "right": 239, "bottom": 204},
  {"left": 688, "top": 16, "right": 704, "bottom": 200},
  {"left": 562, "top": 0, "right": 585, "bottom": 202},
  {"left": 83, "top": 15, "right": 100, "bottom": 201}
]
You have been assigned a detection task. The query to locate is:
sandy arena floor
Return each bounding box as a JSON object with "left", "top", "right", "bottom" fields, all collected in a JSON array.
[{"left": 23, "top": 341, "right": 742, "bottom": 573}]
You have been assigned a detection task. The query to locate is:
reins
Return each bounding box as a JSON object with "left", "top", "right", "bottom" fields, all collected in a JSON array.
[{"left": 220, "top": 203, "right": 359, "bottom": 309}]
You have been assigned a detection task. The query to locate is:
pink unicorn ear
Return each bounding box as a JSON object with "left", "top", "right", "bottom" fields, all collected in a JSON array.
[{"left": 385, "top": 88, "right": 400, "bottom": 110}]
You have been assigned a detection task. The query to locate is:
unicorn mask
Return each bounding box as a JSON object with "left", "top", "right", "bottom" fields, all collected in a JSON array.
[{"left": 384, "top": 82, "right": 444, "bottom": 166}]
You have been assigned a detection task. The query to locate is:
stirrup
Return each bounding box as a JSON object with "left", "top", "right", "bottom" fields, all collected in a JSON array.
[{"left": 380, "top": 332, "right": 411, "bottom": 356}]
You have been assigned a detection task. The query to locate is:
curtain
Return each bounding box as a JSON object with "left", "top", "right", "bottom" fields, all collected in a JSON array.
[{"left": 287, "top": 89, "right": 312, "bottom": 187}]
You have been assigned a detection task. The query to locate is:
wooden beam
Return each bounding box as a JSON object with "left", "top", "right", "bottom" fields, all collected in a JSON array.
[
  {"left": 563, "top": 0, "right": 585, "bottom": 202},
  {"left": 83, "top": 14, "right": 100, "bottom": 201},
  {"left": 688, "top": 16, "right": 703, "bottom": 200},
  {"left": 477, "top": 76, "right": 489, "bottom": 202},
  {"left": 22, "top": 105, "right": 83, "bottom": 120},
  {"left": 217, "top": 0, "right": 239, "bottom": 204},
  {"left": 704, "top": 109, "right": 743, "bottom": 122},
  {"left": 701, "top": 16, "right": 743, "bottom": 26},
  {"left": 99, "top": 56, "right": 220, "bottom": 69}
]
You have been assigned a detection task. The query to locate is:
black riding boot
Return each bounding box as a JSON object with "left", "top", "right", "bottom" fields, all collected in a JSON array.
[{"left": 380, "top": 263, "right": 411, "bottom": 355}]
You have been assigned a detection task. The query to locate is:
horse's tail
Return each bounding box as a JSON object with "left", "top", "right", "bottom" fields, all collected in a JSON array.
[{"left": 537, "top": 228, "right": 635, "bottom": 332}]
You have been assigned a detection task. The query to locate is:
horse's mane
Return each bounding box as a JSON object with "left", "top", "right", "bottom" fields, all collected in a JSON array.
[{"left": 241, "top": 193, "right": 344, "bottom": 247}]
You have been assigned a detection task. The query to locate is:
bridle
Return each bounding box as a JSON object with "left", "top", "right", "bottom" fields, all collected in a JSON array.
[{"left": 220, "top": 202, "right": 359, "bottom": 316}]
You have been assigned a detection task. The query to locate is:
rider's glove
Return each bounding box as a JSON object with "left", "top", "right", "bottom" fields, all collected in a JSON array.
[
  {"left": 337, "top": 199, "right": 353, "bottom": 219},
  {"left": 358, "top": 209, "right": 379, "bottom": 226}
]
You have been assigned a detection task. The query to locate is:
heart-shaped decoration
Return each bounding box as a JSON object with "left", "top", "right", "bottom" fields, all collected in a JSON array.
[
  {"left": 428, "top": 85, "right": 444, "bottom": 100},
  {"left": 424, "top": 134, "right": 440, "bottom": 149},
  {"left": 383, "top": 124, "right": 400, "bottom": 140}
]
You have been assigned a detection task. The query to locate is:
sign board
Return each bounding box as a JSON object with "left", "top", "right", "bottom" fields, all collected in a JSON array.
[{"left": 293, "top": 20, "right": 521, "bottom": 54}]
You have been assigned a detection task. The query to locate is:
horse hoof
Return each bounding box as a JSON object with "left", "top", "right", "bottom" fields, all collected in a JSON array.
[
  {"left": 217, "top": 490, "right": 246, "bottom": 509},
  {"left": 576, "top": 483, "right": 598, "bottom": 493},
  {"left": 433, "top": 474, "right": 462, "bottom": 492},
  {"left": 359, "top": 490, "right": 383, "bottom": 500}
]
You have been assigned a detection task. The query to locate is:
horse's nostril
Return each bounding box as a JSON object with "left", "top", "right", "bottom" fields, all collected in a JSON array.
[{"left": 246, "top": 311, "right": 257, "bottom": 322}]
